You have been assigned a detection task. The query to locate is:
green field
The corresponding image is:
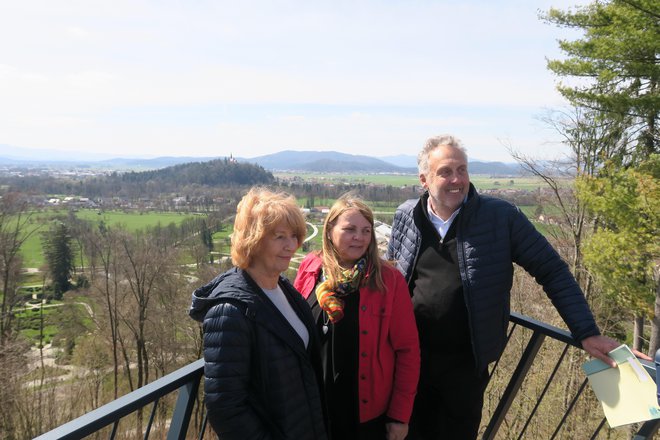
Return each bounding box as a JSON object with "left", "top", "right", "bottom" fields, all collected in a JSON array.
[
  {"left": 275, "top": 172, "right": 420, "bottom": 187},
  {"left": 471, "top": 176, "right": 553, "bottom": 191},
  {"left": 275, "top": 172, "right": 552, "bottom": 191},
  {"left": 74, "top": 210, "right": 194, "bottom": 231},
  {"left": 21, "top": 209, "right": 198, "bottom": 268}
]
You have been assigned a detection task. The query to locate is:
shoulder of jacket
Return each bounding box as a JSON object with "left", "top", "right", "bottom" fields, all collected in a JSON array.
[
  {"left": 380, "top": 261, "right": 398, "bottom": 276},
  {"left": 396, "top": 198, "right": 418, "bottom": 214},
  {"left": 383, "top": 262, "right": 408, "bottom": 283},
  {"left": 206, "top": 272, "right": 266, "bottom": 316},
  {"left": 299, "top": 252, "right": 323, "bottom": 272},
  {"left": 470, "top": 193, "right": 520, "bottom": 215},
  {"left": 206, "top": 295, "right": 257, "bottom": 319}
]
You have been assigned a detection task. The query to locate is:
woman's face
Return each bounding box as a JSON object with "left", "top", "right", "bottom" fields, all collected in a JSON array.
[
  {"left": 328, "top": 208, "right": 372, "bottom": 268},
  {"left": 250, "top": 222, "right": 299, "bottom": 277}
]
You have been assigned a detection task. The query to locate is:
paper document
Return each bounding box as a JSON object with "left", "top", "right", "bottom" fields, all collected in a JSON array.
[{"left": 583, "top": 344, "right": 660, "bottom": 427}]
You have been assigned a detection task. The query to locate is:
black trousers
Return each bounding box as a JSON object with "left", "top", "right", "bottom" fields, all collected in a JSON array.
[
  {"left": 328, "top": 412, "right": 386, "bottom": 440},
  {"left": 407, "top": 350, "right": 490, "bottom": 440}
]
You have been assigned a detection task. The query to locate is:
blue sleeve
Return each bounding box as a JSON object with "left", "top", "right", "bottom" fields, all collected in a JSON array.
[{"left": 509, "top": 208, "right": 600, "bottom": 341}]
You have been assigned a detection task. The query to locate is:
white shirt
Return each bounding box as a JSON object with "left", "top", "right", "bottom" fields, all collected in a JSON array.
[
  {"left": 262, "top": 285, "right": 309, "bottom": 348},
  {"left": 427, "top": 198, "right": 462, "bottom": 240}
]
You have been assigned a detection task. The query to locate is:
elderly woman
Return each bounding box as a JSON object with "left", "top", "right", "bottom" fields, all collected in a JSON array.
[
  {"left": 189, "top": 187, "right": 327, "bottom": 440},
  {"left": 294, "top": 194, "right": 420, "bottom": 440}
]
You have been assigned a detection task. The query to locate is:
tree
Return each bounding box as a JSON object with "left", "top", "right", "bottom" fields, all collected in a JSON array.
[
  {"left": 0, "top": 192, "right": 37, "bottom": 344},
  {"left": 579, "top": 155, "right": 660, "bottom": 352},
  {"left": 543, "top": 0, "right": 660, "bottom": 160},
  {"left": 71, "top": 335, "right": 111, "bottom": 409},
  {"left": 114, "top": 229, "right": 181, "bottom": 433},
  {"left": 508, "top": 107, "right": 629, "bottom": 287},
  {"left": 65, "top": 210, "right": 93, "bottom": 274},
  {"left": 506, "top": 108, "right": 635, "bottom": 436},
  {"left": 42, "top": 221, "right": 75, "bottom": 299},
  {"left": 544, "top": 0, "right": 660, "bottom": 356}
]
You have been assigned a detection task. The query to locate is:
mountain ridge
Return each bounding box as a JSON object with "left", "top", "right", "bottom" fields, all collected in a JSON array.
[{"left": 0, "top": 146, "right": 523, "bottom": 176}]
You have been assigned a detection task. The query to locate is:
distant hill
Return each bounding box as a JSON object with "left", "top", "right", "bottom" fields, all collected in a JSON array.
[
  {"left": 379, "top": 154, "right": 522, "bottom": 176},
  {"left": 243, "top": 151, "right": 523, "bottom": 176},
  {"left": 114, "top": 158, "right": 274, "bottom": 187},
  {"left": 241, "top": 150, "right": 417, "bottom": 173},
  {"left": 0, "top": 150, "right": 222, "bottom": 170},
  {"left": 0, "top": 145, "right": 524, "bottom": 176},
  {"left": 379, "top": 154, "right": 418, "bottom": 169},
  {"left": 468, "top": 161, "right": 522, "bottom": 176}
]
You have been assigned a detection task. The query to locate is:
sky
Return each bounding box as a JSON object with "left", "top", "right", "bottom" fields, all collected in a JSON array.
[{"left": 0, "top": 0, "right": 593, "bottom": 163}]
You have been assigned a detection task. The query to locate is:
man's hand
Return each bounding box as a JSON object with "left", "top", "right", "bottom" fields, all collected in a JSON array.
[
  {"left": 581, "top": 335, "right": 652, "bottom": 367},
  {"left": 386, "top": 422, "right": 409, "bottom": 440}
]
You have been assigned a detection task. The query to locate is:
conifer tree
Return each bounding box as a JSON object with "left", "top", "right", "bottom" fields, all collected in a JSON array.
[
  {"left": 42, "top": 221, "right": 74, "bottom": 299},
  {"left": 543, "top": 0, "right": 659, "bottom": 160}
]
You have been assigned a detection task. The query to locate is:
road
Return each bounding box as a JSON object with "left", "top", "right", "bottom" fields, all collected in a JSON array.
[{"left": 304, "top": 221, "right": 318, "bottom": 242}]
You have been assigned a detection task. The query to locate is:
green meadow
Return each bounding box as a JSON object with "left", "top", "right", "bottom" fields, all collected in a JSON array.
[
  {"left": 21, "top": 209, "right": 198, "bottom": 268},
  {"left": 275, "top": 172, "right": 551, "bottom": 191},
  {"left": 276, "top": 173, "right": 420, "bottom": 187},
  {"left": 74, "top": 210, "right": 193, "bottom": 231}
]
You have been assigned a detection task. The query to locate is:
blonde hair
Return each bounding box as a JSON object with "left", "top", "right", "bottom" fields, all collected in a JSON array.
[
  {"left": 417, "top": 134, "right": 468, "bottom": 175},
  {"left": 321, "top": 193, "right": 385, "bottom": 292},
  {"left": 231, "top": 187, "right": 306, "bottom": 269}
]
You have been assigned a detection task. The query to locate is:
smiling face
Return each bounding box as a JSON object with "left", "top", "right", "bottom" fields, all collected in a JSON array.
[
  {"left": 420, "top": 144, "right": 470, "bottom": 219},
  {"left": 328, "top": 208, "right": 372, "bottom": 268},
  {"left": 249, "top": 221, "right": 299, "bottom": 283}
]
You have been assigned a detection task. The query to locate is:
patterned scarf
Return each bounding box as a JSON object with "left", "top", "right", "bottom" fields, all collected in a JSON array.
[{"left": 315, "top": 258, "right": 367, "bottom": 324}]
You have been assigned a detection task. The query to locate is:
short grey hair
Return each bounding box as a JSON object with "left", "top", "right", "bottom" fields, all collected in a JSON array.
[{"left": 417, "top": 134, "right": 468, "bottom": 175}]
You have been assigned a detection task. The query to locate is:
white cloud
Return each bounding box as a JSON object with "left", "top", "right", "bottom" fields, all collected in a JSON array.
[{"left": 66, "top": 26, "right": 90, "bottom": 39}]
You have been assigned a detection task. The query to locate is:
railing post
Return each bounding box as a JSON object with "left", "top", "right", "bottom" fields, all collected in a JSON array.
[
  {"left": 34, "top": 359, "right": 205, "bottom": 440},
  {"left": 632, "top": 353, "right": 660, "bottom": 440},
  {"left": 482, "top": 331, "right": 545, "bottom": 440},
  {"left": 633, "top": 419, "right": 660, "bottom": 440},
  {"left": 167, "top": 373, "right": 202, "bottom": 440}
]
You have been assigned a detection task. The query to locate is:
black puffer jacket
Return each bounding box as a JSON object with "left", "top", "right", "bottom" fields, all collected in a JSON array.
[
  {"left": 386, "top": 184, "right": 600, "bottom": 372},
  {"left": 189, "top": 268, "right": 327, "bottom": 440}
]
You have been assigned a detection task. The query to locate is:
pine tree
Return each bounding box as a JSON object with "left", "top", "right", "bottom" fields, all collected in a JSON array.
[
  {"left": 579, "top": 155, "right": 660, "bottom": 351},
  {"left": 543, "top": 0, "right": 659, "bottom": 159},
  {"left": 42, "top": 221, "right": 74, "bottom": 299}
]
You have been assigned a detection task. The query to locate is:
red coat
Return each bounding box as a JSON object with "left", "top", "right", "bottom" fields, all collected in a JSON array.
[{"left": 294, "top": 253, "right": 420, "bottom": 423}]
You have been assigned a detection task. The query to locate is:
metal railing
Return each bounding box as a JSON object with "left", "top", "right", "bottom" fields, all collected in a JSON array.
[
  {"left": 34, "top": 359, "right": 206, "bottom": 440},
  {"left": 35, "top": 313, "right": 660, "bottom": 439}
]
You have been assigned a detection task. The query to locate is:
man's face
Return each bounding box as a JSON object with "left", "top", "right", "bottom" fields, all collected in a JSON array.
[{"left": 419, "top": 145, "right": 470, "bottom": 219}]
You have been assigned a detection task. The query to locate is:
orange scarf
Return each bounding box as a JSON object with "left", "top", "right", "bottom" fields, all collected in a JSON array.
[{"left": 314, "top": 258, "right": 366, "bottom": 324}]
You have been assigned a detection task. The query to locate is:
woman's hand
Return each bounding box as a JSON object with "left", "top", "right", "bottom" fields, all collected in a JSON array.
[{"left": 386, "top": 422, "right": 408, "bottom": 440}]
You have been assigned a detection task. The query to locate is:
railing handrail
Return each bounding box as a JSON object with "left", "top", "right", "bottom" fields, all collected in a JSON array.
[
  {"left": 34, "top": 359, "right": 204, "bottom": 440},
  {"left": 34, "top": 314, "right": 660, "bottom": 439},
  {"left": 509, "top": 311, "right": 579, "bottom": 347}
]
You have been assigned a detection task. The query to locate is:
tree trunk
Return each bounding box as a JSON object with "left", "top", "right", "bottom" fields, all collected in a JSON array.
[
  {"left": 649, "top": 279, "right": 660, "bottom": 357},
  {"left": 633, "top": 315, "right": 645, "bottom": 352}
]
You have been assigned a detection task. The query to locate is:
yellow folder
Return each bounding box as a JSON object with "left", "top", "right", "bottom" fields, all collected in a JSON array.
[{"left": 583, "top": 345, "right": 660, "bottom": 428}]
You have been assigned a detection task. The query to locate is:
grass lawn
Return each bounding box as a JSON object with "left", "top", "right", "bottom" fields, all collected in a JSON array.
[
  {"left": 275, "top": 172, "right": 556, "bottom": 191},
  {"left": 20, "top": 209, "right": 200, "bottom": 268},
  {"left": 275, "top": 172, "right": 421, "bottom": 187},
  {"left": 74, "top": 210, "right": 193, "bottom": 231}
]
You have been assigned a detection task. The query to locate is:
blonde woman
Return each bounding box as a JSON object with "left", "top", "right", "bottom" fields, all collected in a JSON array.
[
  {"left": 190, "top": 187, "right": 327, "bottom": 440},
  {"left": 294, "top": 194, "right": 419, "bottom": 440}
]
